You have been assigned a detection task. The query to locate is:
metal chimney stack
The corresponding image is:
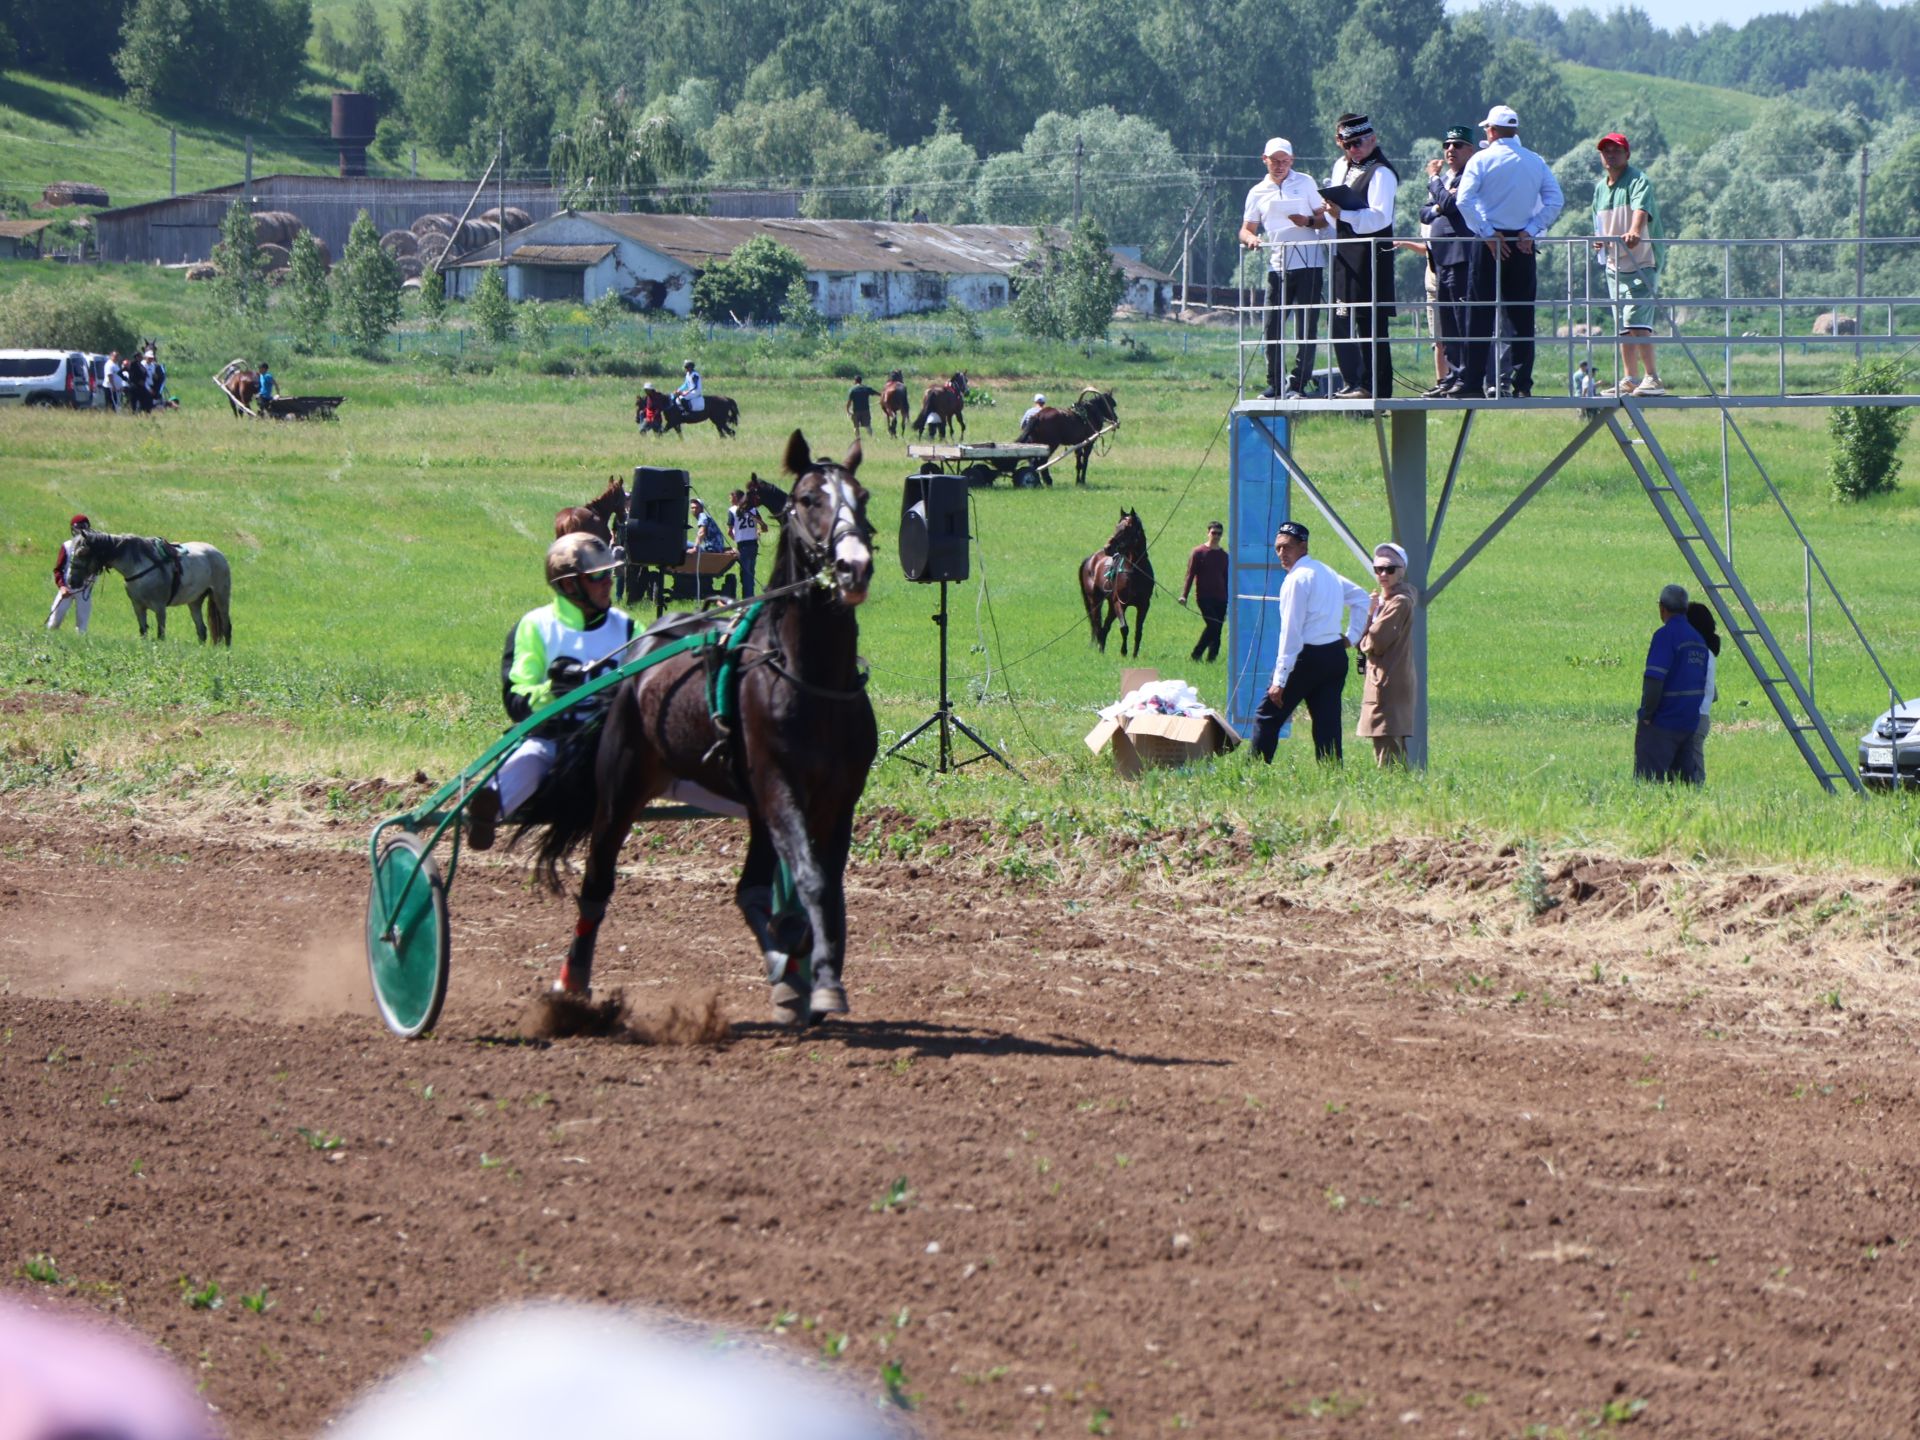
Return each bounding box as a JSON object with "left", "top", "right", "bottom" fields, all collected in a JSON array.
[{"left": 331, "top": 92, "right": 377, "bottom": 177}]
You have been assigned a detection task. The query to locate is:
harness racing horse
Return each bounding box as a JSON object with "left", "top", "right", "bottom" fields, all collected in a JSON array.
[
  {"left": 880, "top": 370, "right": 910, "bottom": 438},
  {"left": 1021, "top": 388, "right": 1120, "bottom": 487},
  {"left": 1079, "top": 508, "right": 1152, "bottom": 657},
  {"left": 534, "top": 429, "right": 878, "bottom": 1025},
  {"left": 913, "top": 371, "right": 969, "bottom": 441},
  {"left": 638, "top": 385, "right": 742, "bottom": 440},
  {"left": 66, "top": 529, "right": 233, "bottom": 645},
  {"left": 554, "top": 475, "right": 629, "bottom": 542}
]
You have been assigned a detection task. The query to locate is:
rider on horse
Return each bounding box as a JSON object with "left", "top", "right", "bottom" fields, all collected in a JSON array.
[
  {"left": 672, "top": 359, "right": 704, "bottom": 423},
  {"left": 466, "top": 534, "right": 634, "bottom": 860}
]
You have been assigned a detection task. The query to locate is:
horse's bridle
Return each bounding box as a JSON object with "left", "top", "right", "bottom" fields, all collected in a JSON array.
[{"left": 784, "top": 467, "right": 871, "bottom": 581}]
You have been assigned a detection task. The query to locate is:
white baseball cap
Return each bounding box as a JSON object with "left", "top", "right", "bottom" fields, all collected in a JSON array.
[
  {"left": 1479, "top": 105, "right": 1520, "bottom": 129},
  {"left": 1262, "top": 137, "right": 1293, "bottom": 158},
  {"left": 1033, "top": 393, "right": 1046, "bottom": 403}
]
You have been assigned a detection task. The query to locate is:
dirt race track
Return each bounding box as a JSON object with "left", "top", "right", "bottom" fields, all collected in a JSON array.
[{"left": 3, "top": 792, "right": 1920, "bottom": 1438}]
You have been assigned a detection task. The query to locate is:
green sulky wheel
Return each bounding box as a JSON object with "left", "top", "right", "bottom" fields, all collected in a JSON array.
[{"left": 366, "top": 830, "right": 450, "bottom": 1038}]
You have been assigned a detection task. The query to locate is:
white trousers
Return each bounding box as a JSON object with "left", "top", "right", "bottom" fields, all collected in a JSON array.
[
  {"left": 46, "top": 587, "right": 91, "bottom": 633},
  {"left": 493, "top": 737, "right": 559, "bottom": 818}
]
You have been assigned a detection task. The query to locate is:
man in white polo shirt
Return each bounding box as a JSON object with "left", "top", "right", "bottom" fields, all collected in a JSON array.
[
  {"left": 1239, "top": 136, "right": 1331, "bottom": 399},
  {"left": 1252, "top": 520, "right": 1371, "bottom": 765}
]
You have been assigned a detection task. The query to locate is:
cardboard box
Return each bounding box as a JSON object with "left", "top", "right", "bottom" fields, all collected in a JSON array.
[{"left": 1083, "top": 669, "right": 1243, "bottom": 778}]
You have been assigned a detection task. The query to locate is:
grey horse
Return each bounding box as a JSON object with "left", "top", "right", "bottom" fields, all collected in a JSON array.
[{"left": 66, "top": 529, "right": 233, "bottom": 645}]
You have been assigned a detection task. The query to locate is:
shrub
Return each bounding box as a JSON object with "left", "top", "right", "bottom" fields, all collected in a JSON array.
[
  {"left": 1828, "top": 360, "right": 1913, "bottom": 501},
  {"left": 0, "top": 282, "right": 138, "bottom": 354},
  {"left": 471, "top": 268, "right": 513, "bottom": 344},
  {"left": 208, "top": 201, "right": 266, "bottom": 321},
  {"left": 417, "top": 267, "right": 447, "bottom": 329},
  {"left": 690, "top": 235, "right": 808, "bottom": 324},
  {"left": 333, "top": 211, "right": 402, "bottom": 357},
  {"left": 287, "top": 231, "right": 331, "bottom": 353}
]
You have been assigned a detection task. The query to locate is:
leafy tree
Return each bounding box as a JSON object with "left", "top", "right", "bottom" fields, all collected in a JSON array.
[
  {"left": 1007, "top": 243, "right": 1066, "bottom": 343},
  {"left": 1828, "top": 360, "right": 1912, "bottom": 501},
  {"left": 482, "top": 41, "right": 564, "bottom": 173},
  {"left": 1481, "top": 38, "right": 1579, "bottom": 160},
  {"left": 780, "top": 278, "right": 828, "bottom": 345},
  {"left": 116, "top": 0, "right": 310, "bottom": 118},
  {"left": 400, "top": 0, "right": 496, "bottom": 153},
  {"left": 586, "top": 288, "right": 625, "bottom": 335},
  {"left": 517, "top": 298, "right": 553, "bottom": 349},
  {"left": 551, "top": 88, "right": 692, "bottom": 210},
  {"left": 703, "top": 90, "right": 886, "bottom": 219},
  {"left": 209, "top": 201, "right": 267, "bottom": 321},
  {"left": 975, "top": 107, "right": 1193, "bottom": 258},
  {"left": 287, "top": 230, "right": 331, "bottom": 352},
  {"left": 0, "top": 282, "right": 138, "bottom": 354},
  {"left": 333, "top": 210, "right": 403, "bottom": 355},
  {"left": 1616, "top": 95, "right": 1669, "bottom": 167},
  {"left": 881, "top": 121, "right": 979, "bottom": 223},
  {"left": 689, "top": 235, "right": 809, "bottom": 323},
  {"left": 418, "top": 265, "right": 448, "bottom": 328},
  {"left": 1061, "top": 216, "right": 1126, "bottom": 344},
  {"left": 470, "top": 266, "right": 514, "bottom": 343}
]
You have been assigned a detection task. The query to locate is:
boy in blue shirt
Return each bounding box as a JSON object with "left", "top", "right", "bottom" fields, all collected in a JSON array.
[{"left": 1635, "top": 582, "right": 1710, "bottom": 783}]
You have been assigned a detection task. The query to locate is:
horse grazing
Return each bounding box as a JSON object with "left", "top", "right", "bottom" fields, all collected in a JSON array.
[
  {"left": 880, "top": 370, "right": 910, "bottom": 438},
  {"left": 638, "top": 385, "right": 742, "bottom": 440},
  {"left": 1079, "top": 508, "right": 1153, "bottom": 657},
  {"left": 533, "top": 429, "right": 878, "bottom": 1026},
  {"left": 66, "top": 529, "right": 233, "bottom": 645},
  {"left": 554, "top": 475, "right": 628, "bottom": 542},
  {"left": 913, "top": 371, "right": 969, "bottom": 441},
  {"left": 1022, "top": 388, "right": 1119, "bottom": 487}
]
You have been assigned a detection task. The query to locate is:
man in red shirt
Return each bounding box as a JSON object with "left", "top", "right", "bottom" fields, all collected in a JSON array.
[{"left": 1180, "top": 520, "right": 1229, "bottom": 662}]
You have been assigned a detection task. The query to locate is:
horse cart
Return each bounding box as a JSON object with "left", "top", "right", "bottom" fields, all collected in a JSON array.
[
  {"left": 626, "top": 549, "right": 739, "bottom": 615},
  {"left": 259, "top": 394, "right": 344, "bottom": 421},
  {"left": 213, "top": 362, "right": 343, "bottom": 420},
  {"left": 907, "top": 441, "right": 1053, "bottom": 488},
  {"left": 364, "top": 610, "right": 797, "bottom": 1037}
]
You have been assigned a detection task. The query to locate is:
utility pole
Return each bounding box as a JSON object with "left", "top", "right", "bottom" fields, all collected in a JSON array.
[
  {"left": 498, "top": 129, "right": 507, "bottom": 265},
  {"left": 1073, "top": 134, "right": 1084, "bottom": 224},
  {"left": 169, "top": 128, "right": 177, "bottom": 197},
  {"left": 410, "top": 145, "right": 418, "bottom": 179},
  {"left": 243, "top": 134, "right": 253, "bottom": 204},
  {"left": 1855, "top": 144, "right": 1869, "bottom": 363},
  {"left": 887, "top": 186, "right": 898, "bottom": 223},
  {"left": 1203, "top": 175, "right": 1217, "bottom": 297}
]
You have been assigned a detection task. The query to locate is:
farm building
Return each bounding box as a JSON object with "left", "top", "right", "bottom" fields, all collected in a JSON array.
[
  {"left": 92, "top": 177, "right": 568, "bottom": 266},
  {"left": 439, "top": 213, "right": 1173, "bottom": 317},
  {"left": 0, "top": 218, "right": 54, "bottom": 259}
]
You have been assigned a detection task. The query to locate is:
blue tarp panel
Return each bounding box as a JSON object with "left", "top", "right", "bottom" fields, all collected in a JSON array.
[{"left": 1227, "top": 412, "right": 1290, "bottom": 735}]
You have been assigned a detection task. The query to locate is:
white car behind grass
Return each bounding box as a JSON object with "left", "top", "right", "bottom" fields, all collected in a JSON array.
[
  {"left": 0, "top": 349, "right": 93, "bottom": 406},
  {"left": 1859, "top": 697, "right": 1919, "bottom": 788}
]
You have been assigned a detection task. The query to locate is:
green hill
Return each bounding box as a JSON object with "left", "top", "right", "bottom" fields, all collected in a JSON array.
[
  {"left": 0, "top": 70, "right": 454, "bottom": 215},
  {"left": 1558, "top": 61, "right": 1772, "bottom": 151}
]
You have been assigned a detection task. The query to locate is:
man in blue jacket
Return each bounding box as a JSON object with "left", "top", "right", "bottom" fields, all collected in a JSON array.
[{"left": 1635, "top": 582, "right": 1710, "bottom": 783}]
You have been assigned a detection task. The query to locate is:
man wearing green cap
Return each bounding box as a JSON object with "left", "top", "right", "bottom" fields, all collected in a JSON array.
[{"left": 1420, "top": 126, "right": 1477, "bottom": 394}]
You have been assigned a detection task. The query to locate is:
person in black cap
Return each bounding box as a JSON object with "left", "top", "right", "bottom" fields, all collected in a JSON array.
[
  {"left": 1319, "top": 114, "right": 1399, "bottom": 400},
  {"left": 1253, "top": 520, "right": 1370, "bottom": 765},
  {"left": 1420, "top": 126, "right": 1477, "bottom": 396}
]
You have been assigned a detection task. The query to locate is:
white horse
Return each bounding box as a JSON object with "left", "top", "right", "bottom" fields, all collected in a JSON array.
[{"left": 66, "top": 529, "right": 233, "bottom": 645}]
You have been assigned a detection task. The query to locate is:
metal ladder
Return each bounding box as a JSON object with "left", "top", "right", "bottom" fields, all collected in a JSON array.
[{"left": 1607, "top": 400, "right": 1863, "bottom": 794}]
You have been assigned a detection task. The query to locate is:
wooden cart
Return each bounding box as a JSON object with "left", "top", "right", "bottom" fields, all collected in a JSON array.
[{"left": 906, "top": 441, "right": 1053, "bottom": 488}]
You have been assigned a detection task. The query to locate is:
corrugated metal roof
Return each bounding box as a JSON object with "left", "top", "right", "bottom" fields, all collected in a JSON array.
[
  {"left": 0, "top": 219, "right": 53, "bottom": 239},
  {"left": 505, "top": 243, "right": 615, "bottom": 267},
  {"left": 572, "top": 214, "right": 1172, "bottom": 282}
]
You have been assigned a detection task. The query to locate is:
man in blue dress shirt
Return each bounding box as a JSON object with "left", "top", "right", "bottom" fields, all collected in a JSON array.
[
  {"left": 1440, "top": 105, "right": 1564, "bottom": 400},
  {"left": 1635, "top": 583, "right": 1711, "bottom": 783}
]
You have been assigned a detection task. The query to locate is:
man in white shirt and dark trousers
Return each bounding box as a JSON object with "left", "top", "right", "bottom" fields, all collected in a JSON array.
[
  {"left": 1443, "top": 104, "right": 1564, "bottom": 400},
  {"left": 1240, "top": 137, "right": 1330, "bottom": 399},
  {"left": 1321, "top": 113, "right": 1398, "bottom": 399},
  {"left": 1252, "top": 520, "right": 1371, "bottom": 765}
]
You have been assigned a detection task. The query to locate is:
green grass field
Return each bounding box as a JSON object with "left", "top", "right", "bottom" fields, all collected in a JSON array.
[
  {"left": 1558, "top": 62, "right": 1773, "bottom": 150},
  {"left": 2, "top": 259, "right": 1916, "bottom": 872}
]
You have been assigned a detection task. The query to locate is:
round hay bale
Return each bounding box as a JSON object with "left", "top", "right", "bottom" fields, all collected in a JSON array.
[
  {"left": 401, "top": 276, "right": 423, "bottom": 292},
  {"left": 185, "top": 263, "right": 218, "bottom": 282},
  {"left": 257, "top": 242, "right": 290, "bottom": 269},
  {"left": 265, "top": 266, "right": 290, "bottom": 287},
  {"left": 415, "top": 231, "right": 450, "bottom": 261},
  {"left": 411, "top": 213, "right": 457, "bottom": 239},
  {"left": 453, "top": 218, "right": 500, "bottom": 252},
  {"left": 251, "top": 210, "right": 304, "bottom": 247},
  {"left": 1813, "top": 311, "right": 1859, "bottom": 336},
  {"left": 395, "top": 255, "right": 424, "bottom": 280},
  {"left": 43, "top": 181, "right": 110, "bottom": 207},
  {"left": 381, "top": 228, "right": 421, "bottom": 258},
  {"left": 309, "top": 236, "right": 332, "bottom": 268},
  {"left": 481, "top": 206, "right": 533, "bottom": 233}
]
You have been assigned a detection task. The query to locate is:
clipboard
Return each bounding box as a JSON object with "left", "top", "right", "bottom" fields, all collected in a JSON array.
[{"left": 1317, "top": 183, "right": 1370, "bottom": 210}]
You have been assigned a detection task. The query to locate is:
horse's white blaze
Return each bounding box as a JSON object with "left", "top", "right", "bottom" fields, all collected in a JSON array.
[{"left": 824, "top": 474, "right": 871, "bottom": 603}]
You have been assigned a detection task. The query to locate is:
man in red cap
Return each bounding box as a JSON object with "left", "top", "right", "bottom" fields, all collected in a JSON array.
[
  {"left": 47, "top": 515, "right": 95, "bottom": 634},
  {"left": 1592, "top": 132, "right": 1668, "bottom": 396}
]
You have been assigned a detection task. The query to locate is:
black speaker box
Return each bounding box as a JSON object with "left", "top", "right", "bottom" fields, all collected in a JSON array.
[
  {"left": 899, "top": 471, "right": 969, "bottom": 582},
  {"left": 626, "top": 466, "right": 690, "bottom": 567}
]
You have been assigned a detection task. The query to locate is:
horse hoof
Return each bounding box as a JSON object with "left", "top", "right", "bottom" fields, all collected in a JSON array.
[
  {"left": 770, "top": 980, "right": 810, "bottom": 1027},
  {"left": 809, "top": 979, "right": 849, "bottom": 1017}
]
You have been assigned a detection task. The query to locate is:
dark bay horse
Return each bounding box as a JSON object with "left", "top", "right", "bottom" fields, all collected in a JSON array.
[
  {"left": 1079, "top": 508, "right": 1152, "bottom": 656},
  {"left": 1022, "top": 388, "right": 1119, "bottom": 486},
  {"left": 554, "top": 475, "right": 628, "bottom": 542},
  {"left": 880, "top": 370, "right": 910, "bottom": 438},
  {"left": 533, "top": 429, "right": 878, "bottom": 1026},
  {"left": 913, "top": 371, "right": 968, "bottom": 440},
  {"left": 638, "top": 385, "right": 741, "bottom": 439},
  {"left": 66, "top": 529, "right": 233, "bottom": 644}
]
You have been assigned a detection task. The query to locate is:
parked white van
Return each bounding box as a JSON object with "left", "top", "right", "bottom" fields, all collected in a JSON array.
[{"left": 0, "top": 349, "right": 93, "bottom": 406}]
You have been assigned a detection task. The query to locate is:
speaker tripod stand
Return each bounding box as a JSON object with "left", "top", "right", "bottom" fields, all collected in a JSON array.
[{"left": 884, "top": 581, "right": 1014, "bottom": 774}]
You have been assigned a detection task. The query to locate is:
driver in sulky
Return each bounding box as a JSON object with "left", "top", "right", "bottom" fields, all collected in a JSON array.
[{"left": 466, "top": 534, "right": 634, "bottom": 853}]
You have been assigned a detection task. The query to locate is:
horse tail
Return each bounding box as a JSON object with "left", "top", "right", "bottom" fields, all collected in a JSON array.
[
  {"left": 524, "top": 736, "right": 603, "bottom": 892},
  {"left": 210, "top": 553, "right": 233, "bottom": 646}
]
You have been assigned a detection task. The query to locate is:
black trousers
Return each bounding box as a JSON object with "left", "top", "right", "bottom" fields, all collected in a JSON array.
[
  {"left": 736, "top": 538, "right": 758, "bottom": 598},
  {"left": 1190, "top": 596, "right": 1226, "bottom": 661},
  {"left": 1252, "top": 640, "right": 1348, "bottom": 764},
  {"left": 1432, "top": 253, "right": 1469, "bottom": 377},
  {"left": 1460, "top": 233, "right": 1537, "bottom": 393},
  {"left": 1264, "top": 268, "right": 1322, "bottom": 393}
]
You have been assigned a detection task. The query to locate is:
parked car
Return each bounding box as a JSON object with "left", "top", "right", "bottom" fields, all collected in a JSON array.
[
  {"left": 0, "top": 349, "right": 93, "bottom": 406},
  {"left": 1858, "top": 696, "right": 1919, "bottom": 788},
  {"left": 83, "top": 353, "right": 112, "bottom": 408}
]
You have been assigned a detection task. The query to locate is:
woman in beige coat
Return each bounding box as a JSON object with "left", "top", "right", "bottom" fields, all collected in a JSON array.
[{"left": 1357, "top": 542, "right": 1415, "bottom": 765}]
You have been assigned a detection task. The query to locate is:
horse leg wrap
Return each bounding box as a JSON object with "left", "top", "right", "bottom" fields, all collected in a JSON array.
[{"left": 559, "top": 901, "right": 607, "bottom": 994}]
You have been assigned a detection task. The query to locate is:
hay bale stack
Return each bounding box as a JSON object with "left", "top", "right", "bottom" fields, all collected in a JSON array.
[
  {"left": 1813, "top": 311, "right": 1859, "bottom": 336},
  {"left": 309, "top": 236, "right": 332, "bottom": 268},
  {"left": 411, "top": 213, "right": 458, "bottom": 239},
  {"left": 257, "top": 242, "right": 290, "bottom": 269},
  {"left": 415, "top": 231, "right": 450, "bottom": 262},
  {"left": 185, "top": 263, "right": 218, "bottom": 282},
  {"left": 481, "top": 206, "right": 533, "bottom": 233},
  {"left": 394, "top": 255, "right": 424, "bottom": 280},
  {"left": 453, "top": 218, "right": 501, "bottom": 252},
  {"left": 251, "top": 210, "right": 304, "bottom": 247},
  {"left": 43, "top": 181, "right": 110, "bottom": 207},
  {"left": 381, "top": 228, "right": 421, "bottom": 258}
]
